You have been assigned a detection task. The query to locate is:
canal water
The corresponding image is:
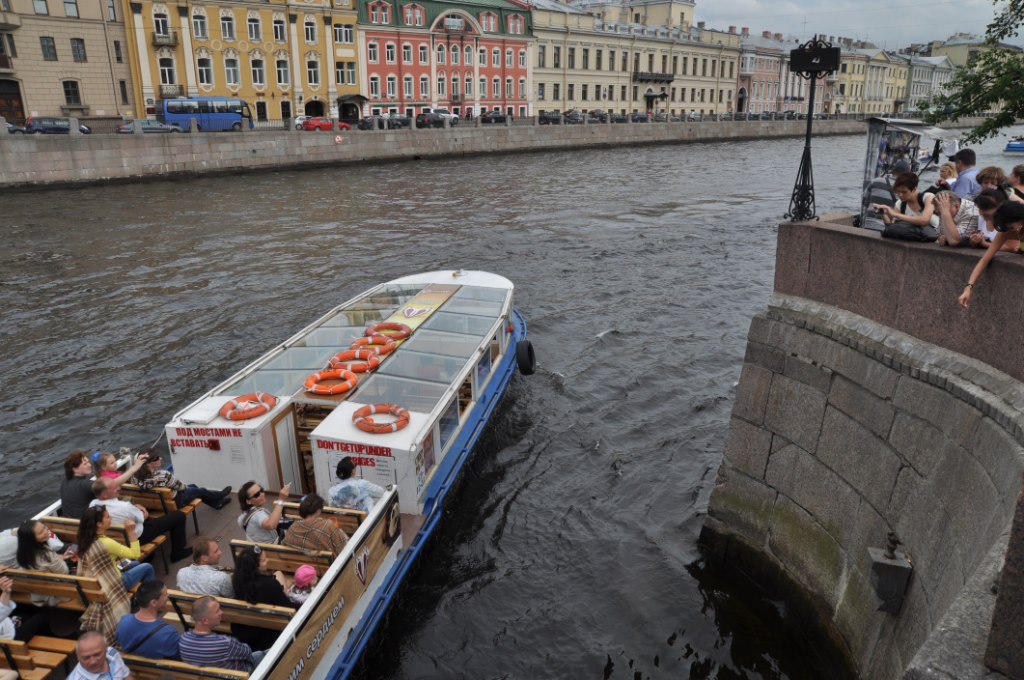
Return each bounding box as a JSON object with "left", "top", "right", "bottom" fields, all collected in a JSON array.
[{"left": 0, "top": 130, "right": 1016, "bottom": 678}]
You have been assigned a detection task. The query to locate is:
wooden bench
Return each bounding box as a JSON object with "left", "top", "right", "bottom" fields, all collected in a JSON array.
[
  {"left": 279, "top": 501, "right": 366, "bottom": 536},
  {"left": 121, "top": 483, "right": 203, "bottom": 534},
  {"left": 5, "top": 567, "right": 107, "bottom": 611},
  {"left": 0, "top": 638, "right": 71, "bottom": 680},
  {"left": 122, "top": 653, "right": 251, "bottom": 680},
  {"left": 41, "top": 515, "right": 168, "bottom": 571},
  {"left": 165, "top": 590, "right": 295, "bottom": 632},
  {"left": 228, "top": 539, "right": 333, "bottom": 577}
]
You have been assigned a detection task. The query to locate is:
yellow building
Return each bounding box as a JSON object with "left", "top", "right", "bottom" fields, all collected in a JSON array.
[
  {"left": 121, "top": 0, "right": 360, "bottom": 122},
  {"left": 882, "top": 51, "right": 908, "bottom": 113},
  {"left": 531, "top": 0, "right": 740, "bottom": 116},
  {"left": 832, "top": 48, "right": 867, "bottom": 115}
]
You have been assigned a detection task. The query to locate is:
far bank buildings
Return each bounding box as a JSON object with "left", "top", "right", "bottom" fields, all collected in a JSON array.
[{"left": 0, "top": 0, "right": 982, "bottom": 125}]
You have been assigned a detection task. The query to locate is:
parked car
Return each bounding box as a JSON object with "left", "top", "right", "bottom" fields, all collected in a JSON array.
[
  {"left": 5, "top": 121, "right": 25, "bottom": 134},
  {"left": 117, "top": 120, "right": 183, "bottom": 133},
  {"left": 357, "top": 114, "right": 409, "bottom": 130},
  {"left": 415, "top": 111, "right": 447, "bottom": 128},
  {"left": 301, "top": 117, "right": 349, "bottom": 131},
  {"left": 422, "top": 108, "right": 459, "bottom": 125},
  {"left": 629, "top": 112, "right": 651, "bottom": 123},
  {"left": 385, "top": 114, "right": 412, "bottom": 129},
  {"left": 653, "top": 112, "right": 681, "bottom": 122},
  {"left": 609, "top": 112, "right": 629, "bottom": 123},
  {"left": 479, "top": 111, "right": 510, "bottom": 124},
  {"left": 564, "top": 111, "right": 585, "bottom": 124},
  {"left": 717, "top": 112, "right": 734, "bottom": 121},
  {"left": 538, "top": 111, "right": 562, "bottom": 125},
  {"left": 24, "top": 116, "right": 91, "bottom": 134},
  {"left": 293, "top": 115, "right": 313, "bottom": 130}
]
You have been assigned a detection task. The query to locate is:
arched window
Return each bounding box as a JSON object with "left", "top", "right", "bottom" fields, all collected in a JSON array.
[
  {"left": 436, "top": 44, "right": 445, "bottom": 64},
  {"left": 492, "top": 77, "right": 499, "bottom": 96},
  {"left": 419, "top": 75, "right": 429, "bottom": 97},
  {"left": 224, "top": 57, "right": 239, "bottom": 85},
  {"left": 386, "top": 75, "right": 397, "bottom": 97},
  {"left": 451, "top": 45, "right": 459, "bottom": 64},
  {"left": 465, "top": 46, "right": 472, "bottom": 65},
  {"left": 276, "top": 57, "right": 289, "bottom": 85},
  {"left": 436, "top": 75, "right": 446, "bottom": 96}
]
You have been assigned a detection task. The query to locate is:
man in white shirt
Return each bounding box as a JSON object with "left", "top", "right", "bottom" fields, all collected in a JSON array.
[
  {"left": 176, "top": 537, "right": 234, "bottom": 598},
  {"left": 89, "top": 478, "right": 191, "bottom": 562},
  {"left": 68, "top": 630, "right": 133, "bottom": 680}
]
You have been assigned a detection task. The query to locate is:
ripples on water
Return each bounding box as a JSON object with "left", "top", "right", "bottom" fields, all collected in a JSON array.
[{"left": 0, "top": 131, "right": 1016, "bottom": 678}]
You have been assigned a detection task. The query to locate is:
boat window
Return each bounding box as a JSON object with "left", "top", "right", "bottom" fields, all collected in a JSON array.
[
  {"left": 352, "top": 374, "right": 449, "bottom": 413},
  {"left": 401, "top": 329, "right": 481, "bottom": 358},
  {"left": 457, "top": 373, "right": 472, "bottom": 414},
  {"left": 260, "top": 347, "right": 335, "bottom": 371},
  {"left": 420, "top": 311, "right": 495, "bottom": 338},
  {"left": 437, "top": 397, "right": 459, "bottom": 451},
  {"left": 376, "top": 350, "right": 467, "bottom": 384},
  {"left": 475, "top": 351, "right": 492, "bottom": 388}
]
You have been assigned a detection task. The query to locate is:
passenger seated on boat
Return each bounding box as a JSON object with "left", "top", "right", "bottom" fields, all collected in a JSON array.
[
  {"left": 238, "top": 481, "right": 292, "bottom": 545},
  {"left": 933, "top": 190, "right": 981, "bottom": 248},
  {"left": 176, "top": 537, "right": 234, "bottom": 599},
  {"left": 94, "top": 450, "right": 150, "bottom": 486},
  {"left": 71, "top": 630, "right": 131, "bottom": 680},
  {"left": 178, "top": 596, "right": 264, "bottom": 672},
  {"left": 971, "top": 190, "right": 1020, "bottom": 252},
  {"left": 0, "top": 526, "right": 61, "bottom": 569},
  {"left": 286, "top": 564, "right": 317, "bottom": 605},
  {"left": 229, "top": 547, "right": 293, "bottom": 652},
  {"left": 61, "top": 449, "right": 100, "bottom": 519},
  {"left": 131, "top": 449, "right": 232, "bottom": 510},
  {"left": 15, "top": 519, "right": 73, "bottom": 605},
  {"left": 282, "top": 494, "right": 349, "bottom": 558},
  {"left": 89, "top": 478, "right": 192, "bottom": 563},
  {"left": 82, "top": 501, "right": 154, "bottom": 592},
  {"left": 328, "top": 457, "right": 385, "bottom": 514},
  {"left": 116, "top": 579, "right": 180, "bottom": 659},
  {"left": 76, "top": 508, "right": 133, "bottom": 645}
]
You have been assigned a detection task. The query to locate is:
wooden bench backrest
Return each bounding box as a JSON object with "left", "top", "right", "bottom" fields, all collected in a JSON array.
[
  {"left": 166, "top": 590, "right": 295, "bottom": 631},
  {"left": 280, "top": 502, "right": 366, "bottom": 535},
  {"left": 122, "top": 653, "right": 251, "bottom": 680},
  {"left": 41, "top": 515, "right": 136, "bottom": 547},
  {"left": 120, "top": 484, "right": 180, "bottom": 513},
  {"left": 228, "top": 539, "right": 333, "bottom": 576},
  {"left": 4, "top": 567, "right": 107, "bottom": 610}
]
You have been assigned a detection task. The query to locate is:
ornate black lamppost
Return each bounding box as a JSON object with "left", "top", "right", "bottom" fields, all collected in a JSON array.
[{"left": 785, "top": 36, "right": 841, "bottom": 221}]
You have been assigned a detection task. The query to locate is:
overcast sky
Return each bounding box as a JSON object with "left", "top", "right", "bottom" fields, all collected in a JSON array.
[{"left": 696, "top": 0, "right": 1011, "bottom": 50}]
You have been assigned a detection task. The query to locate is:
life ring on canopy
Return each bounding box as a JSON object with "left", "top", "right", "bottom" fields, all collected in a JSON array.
[
  {"left": 304, "top": 369, "right": 359, "bottom": 395},
  {"left": 352, "top": 403, "right": 410, "bottom": 434},
  {"left": 328, "top": 349, "right": 382, "bottom": 373},
  {"left": 350, "top": 334, "right": 398, "bottom": 356},
  {"left": 365, "top": 322, "right": 412, "bottom": 340},
  {"left": 219, "top": 393, "right": 278, "bottom": 420}
]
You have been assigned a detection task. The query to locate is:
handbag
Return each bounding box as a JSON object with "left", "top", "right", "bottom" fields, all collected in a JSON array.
[{"left": 882, "top": 219, "right": 938, "bottom": 242}]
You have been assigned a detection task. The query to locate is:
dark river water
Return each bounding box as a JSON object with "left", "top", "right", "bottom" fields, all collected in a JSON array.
[{"left": 0, "top": 129, "right": 1016, "bottom": 679}]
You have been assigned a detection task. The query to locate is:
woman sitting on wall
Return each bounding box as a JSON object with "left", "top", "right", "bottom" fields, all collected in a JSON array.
[{"left": 131, "top": 449, "right": 232, "bottom": 510}]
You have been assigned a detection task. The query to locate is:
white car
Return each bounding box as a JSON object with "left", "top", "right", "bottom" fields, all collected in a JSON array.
[
  {"left": 294, "top": 115, "right": 313, "bottom": 130},
  {"left": 425, "top": 108, "right": 459, "bottom": 125}
]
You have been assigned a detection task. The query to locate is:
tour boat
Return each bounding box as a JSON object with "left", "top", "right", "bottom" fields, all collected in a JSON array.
[
  {"left": 24, "top": 270, "right": 533, "bottom": 680},
  {"left": 1004, "top": 135, "right": 1024, "bottom": 153}
]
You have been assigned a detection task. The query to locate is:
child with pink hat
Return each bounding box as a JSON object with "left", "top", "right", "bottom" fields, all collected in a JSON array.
[{"left": 287, "top": 564, "right": 318, "bottom": 605}]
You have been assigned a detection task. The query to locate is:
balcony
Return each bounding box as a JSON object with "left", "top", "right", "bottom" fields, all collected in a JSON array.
[
  {"left": 632, "top": 71, "right": 674, "bottom": 84},
  {"left": 0, "top": 53, "right": 12, "bottom": 72},
  {"left": 160, "top": 84, "right": 184, "bottom": 97},
  {"left": 825, "top": 72, "right": 838, "bottom": 83},
  {"left": 151, "top": 30, "right": 178, "bottom": 47},
  {"left": 0, "top": 10, "right": 21, "bottom": 30}
]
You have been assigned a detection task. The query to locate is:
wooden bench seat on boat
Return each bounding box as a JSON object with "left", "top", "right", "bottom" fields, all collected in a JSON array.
[
  {"left": 0, "top": 638, "right": 72, "bottom": 680},
  {"left": 5, "top": 567, "right": 107, "bottom": 611},
  {"left": 41, "top": 515, "right": 168, "bottom": 571},
  {"left": 121, "top": 483, "right": 203, "bottom": 534},
  {"left": 279, "top": 502, "right": 367, "bottom": 536},
  {"left": 121, "top": 653, "right": 251, "bottom": 680},
  {"left": 228, "top": 540, "right": 333, "bottom": 576},
  {"left": 165, "top": 590, "right": 295, "bottom": 631}
]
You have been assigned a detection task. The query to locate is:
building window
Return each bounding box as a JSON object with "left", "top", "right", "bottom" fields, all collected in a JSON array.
[
  {"left": 345, "top": 61, "right": 355, "bottom": 84},
  {"left": 568, "top": 47, "right": 575, "bottom": 69},
  {"left": 106, "top": 0, "right": 115, "bottom": 20},
  {"left": 582, "top": 84, "right": 588, "bottom": 100},
  {"left": 225, "top": 57, "right": 239, "bottom": 85},
  {"left": 479, "top": 76, "right": 485, "bottom": 96},
  {"left": 198, "top": 57, "right": 213, "bottom": 85},
  {"left": 451, "top": 76, "right": 458, "bottom": 95},
  {"left": 552, "top": 46, "right": 560, "bottom": 68},
  {"left": 451, "top": 45, "right": 458, "bottom": 64},
  {"left": 403, "top": 74, "right": 412, "bottom": 97},
  {"left": 478, "top": 47, "right": 485, "bottom": 64},
  {"left": 436, "top": 44, "right": 445, "bottom": 64},
  {"left": 153, "top": 13, "right": 168, "bottom": 35},
  {"left": 333, "top": 24, "right": 350, "bottom": 43},
  {"left": 505, "top": 77, "right": 512, "bottom": 97},
  {"left": 33, "top": 0, "right": 47, "bottom": 14},
  {"left": 62, "top": 80, "right": 81, "bottom": 104},
  {"left": 368, "top": 42, "right": 378, "bottom": 62},
  {"left": 70, "top": 37, "right": 86, "bottom": 62},
  {"left": 251, "top": 58, "right": 265, "bottom": 85},
  {"left": 159, "top": 56, "right": 175, "bottom": 84},
  {"left": 385, "top": 43, "right": 395, "bottom": 63},
  {"left": 193, "top": 15, "right": 208, "bottom": 39},
  {"left": 370, "top": 75, "right": 380, "bottom": 96},
  {"left": 221, "top": 16, "right": 235, "bottom": 40},
  {"left": 402, "top": 44, "right": 411, "bottom": 63},
  {"left": 567, "top": 83, "right": 574, "bottom": 100},
  {"left": 113, "top": 40, "right": 122, "bottom": 62},
  {"left": 519, "top": 78, "right": 525, "bottom": 98},
  {"left": 537, "top": 45, "right": 545, "bottom": 68},
  {"left": 276, "top": 58, "right": 289, "bottom": 84},
  {"left": 40, "top": 36, "right": 57, "bottom": 60},
  {"left": 505, "top": 48, "right": 512, "bottom": 67},
  {"left": 419, "top": 75, "right": 428, "bottom": 97},
  {"left": 386, "top": 75, "right": 396, "bottom": 97},
  {"left": 436, "top": 75, "right": 445, "bottom": 96},
  {"left": 304, "top": 19, "right": 315, "bottom": 43},
  {"left": 119, "top": 79, "right": 128, "bottom": 103},
  {"left": 465, "top": 76, "right": 472, "bottom": 95},
  {"left": 492, "top": 48, "right": 499, "bottom": 66},
  {"left": 552, "top": 83, "right": 559, "bottom": 100},
  {"left": 537, "top": 82, "right": 544, "bottom": 100},
  {"left": 519, "top": 49, "right": 525, "bottom": 67},
  {"left": 63, "top": 0, "right": 77, "bottom": 17},
  {"left": 492, "top": 77, "right": 498, "bottom": 96},
  {"left": 307, "top": 59, "right": 319, "bottom": 85},
  {"left": 4, "top": 34, "right": 16, "bottom": 58},
  {"left": 248, "top": 18, "right": 260, "bottom": 41},
  {"left": 414, "top": 6, "right": 422, "bottom": 25},
  {"left": 419, "top": 44, "right": 427, "bottom": 64},
  {"left": 465, "top": 46, "right": 472, "bottom": 65}
]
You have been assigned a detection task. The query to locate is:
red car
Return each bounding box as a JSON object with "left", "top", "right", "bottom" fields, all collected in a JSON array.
[{"left": 301, "top": 117, "right": 351, "bottom": 131}]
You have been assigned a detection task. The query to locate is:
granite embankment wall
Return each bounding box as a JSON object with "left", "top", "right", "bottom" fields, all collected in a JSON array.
[
  {"left": 701, "top": 218, "right": 1024, "bottom": 679},
  {"left": 0, "top": 118, "right": 868, "bottom": 188}
]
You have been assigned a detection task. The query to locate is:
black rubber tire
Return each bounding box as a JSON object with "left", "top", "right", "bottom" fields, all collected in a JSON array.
[
  {"left": 515, "top": 340, "right": 536, "bottom": 375},
  {"left": 231, "top": 122, "right": 242, "bottom": 131}
]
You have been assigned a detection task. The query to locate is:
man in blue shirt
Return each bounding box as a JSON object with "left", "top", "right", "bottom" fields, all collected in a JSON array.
[
  {"left": 116, "top": 579, "right": 180, "bottom": 659},
  {"left": 949, "top": 148, "right": 980, "bottom": 199}
]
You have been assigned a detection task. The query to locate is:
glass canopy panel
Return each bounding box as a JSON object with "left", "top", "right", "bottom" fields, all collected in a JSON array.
[
  {"left": 420, "top": 311, "right": 495, "bottom": 339},
  {"left": 352, "top": 374, "right": 449, "bottom": 413},
  {"left": 216, "top": 369, "right": 311, "bottom": 397},
  {"left": 320, "top": 308, "right": 391, "bottom": 328},
  {"left": 439, "top": 288, "right": 505, "bottom": 317},
  {"left": 260, "top": 347, "right": 334, "bottom": 371},
  {"left": 376, "top": 350, "right": 467, "bottom": 384},
  {"left": 291, "top": 326, "right": 366, "bottom": 348},
  {"left": 401, "top": 329, "right": 481, "bottom": 359}
]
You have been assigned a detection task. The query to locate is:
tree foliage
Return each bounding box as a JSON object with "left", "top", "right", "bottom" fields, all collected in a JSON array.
[{"left": 927, "top": 0, "right": 1024, "bottom": 142}]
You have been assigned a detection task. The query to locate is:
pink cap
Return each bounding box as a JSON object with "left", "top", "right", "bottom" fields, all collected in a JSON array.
[{"left": 294, "top": 564, "right": 317, "bottom": 589}]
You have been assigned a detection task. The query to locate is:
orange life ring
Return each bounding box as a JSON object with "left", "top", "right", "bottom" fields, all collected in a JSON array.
[
  {"left": 219, "top": 393, "right": 277, "bottom": 420},
  {"left": 365, "top": 322, "right": 412, "bottom": 340},
  {"left": 304, "top": 369, "right": 359, "bottom": 395},
  {"left": 352, "top": 403, "right": 410, "bottom": 434},
  {"left": 350, "top": 334, "right": 398, "bottom": 356},
  {"left": 327, "top": 349, "right": 382, "bottom": 373}
]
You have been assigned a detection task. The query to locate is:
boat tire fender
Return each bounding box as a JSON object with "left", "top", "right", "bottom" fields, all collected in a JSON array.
[{"left": 515, "top": 340, "right": 536, "bottom": 375}]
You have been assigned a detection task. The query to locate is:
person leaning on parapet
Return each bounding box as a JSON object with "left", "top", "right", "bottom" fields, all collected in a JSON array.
[
  {"left": 959, "top": 201, "right": 1024, "bottom": 308},
  {"left": 861, "top": 159, "right": 912, "bottom": 229},
  {"left": 949, "top": 149, "right": 981, "bottom": 199},
  {"left": 176, "top": 536, "right": 234, "bottom": 598},
  {"left": 68, "top": 630, "right": 133, "bottom": 680},
  {"left": 933, "top": 190, "right": 980, "bottom": 247},
  {"left": 971, "top": 189, "right": 1020, "bottom": 251},
  {"left": 875, "top": 171, "right": 939, "bottom": 228}
]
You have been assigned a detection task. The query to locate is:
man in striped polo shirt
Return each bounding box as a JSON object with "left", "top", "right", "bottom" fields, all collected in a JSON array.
[{"left": 178, "top": 596, "right": 265, "bottom": 671}]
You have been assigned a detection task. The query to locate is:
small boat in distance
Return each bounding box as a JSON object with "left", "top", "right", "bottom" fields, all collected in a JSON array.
[
  {"left": 24, "top": 270, "right": 535, "bottom": 680},
  {"left": 1004, "top": 135, "right": 1024, "bottom": 153}
]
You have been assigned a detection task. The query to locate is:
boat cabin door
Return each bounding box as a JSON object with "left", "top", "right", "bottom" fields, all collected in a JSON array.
[{"left": 270, "top": 408, "right": 302, "bottom": 491}]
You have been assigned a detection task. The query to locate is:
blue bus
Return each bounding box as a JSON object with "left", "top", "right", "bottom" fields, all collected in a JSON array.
[{"left": 158, "top": 97, "right": 253, "bottom": 132}]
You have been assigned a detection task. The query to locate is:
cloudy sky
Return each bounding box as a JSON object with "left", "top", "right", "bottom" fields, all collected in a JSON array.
[{"left": 696, "top": 0, "right": 1011, "bottom": 50}]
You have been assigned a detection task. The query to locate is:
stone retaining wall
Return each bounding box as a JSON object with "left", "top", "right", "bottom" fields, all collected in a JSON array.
[{"left": 701, "top": 218, "right": 1024, "bottom": 679}]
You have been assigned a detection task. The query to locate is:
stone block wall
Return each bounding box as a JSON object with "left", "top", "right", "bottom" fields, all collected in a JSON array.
[{"left": 702, "top": 219, "right": 1024, "bottom": 678}]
